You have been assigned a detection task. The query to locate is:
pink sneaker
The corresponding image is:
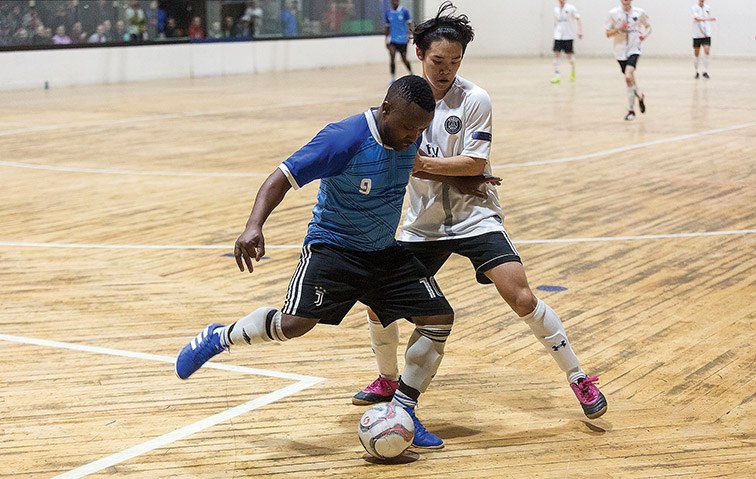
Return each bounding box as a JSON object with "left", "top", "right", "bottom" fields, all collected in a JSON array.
[
  {"left": 352, "top": 376, "right": 399, "bottom": 405},
  {"left": 570, "top": 375, "right": 608, "bottom": 419}
]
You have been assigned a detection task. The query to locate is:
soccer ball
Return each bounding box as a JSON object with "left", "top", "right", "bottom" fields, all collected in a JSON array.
[{"left": 357, "top": 402, "right": 414, "bottom": 459}]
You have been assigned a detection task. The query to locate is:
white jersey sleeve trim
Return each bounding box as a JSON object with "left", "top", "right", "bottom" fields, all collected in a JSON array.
[{"left": 278, "top": 163, "right": 300, "bottom": 190}]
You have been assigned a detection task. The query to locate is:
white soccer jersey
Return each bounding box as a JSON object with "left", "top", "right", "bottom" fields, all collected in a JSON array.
[
  {"left": 605, "top": 6, "right": 650, "bottom": 60},
  {"left": 691, "top": 3, "right": 712, "bottom": 38},
  {"left": 398, "top": 76, "right": 505, "bottom": 242},
  {"left": 554, "top": 3, "right": 581, "bottom": 40}
]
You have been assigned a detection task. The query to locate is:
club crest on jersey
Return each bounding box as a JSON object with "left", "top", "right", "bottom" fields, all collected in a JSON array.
[{"left": 444, "top": 116, "right": 462, "bottom": 134}]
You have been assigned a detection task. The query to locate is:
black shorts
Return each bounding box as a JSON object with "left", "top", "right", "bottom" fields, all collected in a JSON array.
[
  {"left": 282, "top": 243, "right": 452, "bottom": 326},
  {"left": 693, "top": 37, "right": 711, "bottom": 48},
  {"left": 553, "top": 39, "right": 574, "bottom": 54},
  {"left": 389, "top": 42, "right": 407, "bottom": 54},
  {"left": 618, "top": 54, "right": 640, "bottom": 73},
  {"left": 399, "top": 231, "right": 522, "bottom": 286}
]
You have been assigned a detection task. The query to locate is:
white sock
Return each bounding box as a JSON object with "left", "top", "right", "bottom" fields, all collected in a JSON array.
[
  {"left": 552, "top": 56, "right": 560, "bottom": 75},
  {"left": 694, "top": 56, "right": 700, "bottom": 73},
  {"left": 224, "top": 307, "right": 288, "bottom": 345},
  {"left": 703, "top": 54, "right": 710, "bottom": 72},
  {"left": 569, "top": 56, "right": 576, "bottom": 74},
  {"left": 627, "top": 87, "right": 636, "bottom": 110},
  {"left": 368, "top": 313, "right": 400, "bottom": 381},
  {"left": 401, "top": 324, "right": 451, "bottom": 393},
  {"left": 520, "top": 298, "right": 585, "bottom": 384}
]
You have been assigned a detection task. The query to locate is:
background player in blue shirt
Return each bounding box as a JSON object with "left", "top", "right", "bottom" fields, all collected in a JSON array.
[
  {"left": 385, "top": 0, "right": 414, "bottom": 84},
  {"left": 176, "top": 76, "right": 461, "bottom": 448}
]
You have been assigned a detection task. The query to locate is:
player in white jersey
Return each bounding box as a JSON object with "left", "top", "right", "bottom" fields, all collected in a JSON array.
[
  {"left": 551, "top": 0, "right": 583, "bottom": 84},
  {"left": 605, "top": 0, "right": 652, "bottom": 121},
  {"left": 352, "top": 3, "right": 608, "bottom": 443},
  {"left": 691, "top": 0, "right": 716, "bottom": 79}
]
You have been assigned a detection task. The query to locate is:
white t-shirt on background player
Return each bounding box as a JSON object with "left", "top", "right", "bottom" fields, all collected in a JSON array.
[
  {"left": 692, "top": 3, "right": 712, "bottom": 38},
  {"left": 554, "top": 3, "right": 581, "bottom": 41},
  {"left": 605, "top": 6, "right": 651, "bottom": 60}
]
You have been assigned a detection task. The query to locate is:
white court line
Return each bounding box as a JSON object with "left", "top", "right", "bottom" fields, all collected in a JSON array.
[
  {"left": 0, "top": 333, "right": 326, "bottom": 478},
  {"left": 0, "top": 160, "right": 270, "bottom": 177},
  {"left": 493, "top": 121, "right": 756, "bottom": 169},
  {"left": 1, "top": 122, "right": 754, "bottom": 178},
  {"left": 0, "top": 96, "right": 366, "bottom": 138},
  {"left": 0, "top": 229, "right": 753, "bottom": 252}
]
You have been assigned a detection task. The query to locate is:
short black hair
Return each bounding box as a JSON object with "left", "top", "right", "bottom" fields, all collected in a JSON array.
[
  {"left": 385, "top": 75, "right": 435, "bottom": 113},
  {"left": 413, "top": 1, "right": 475, "bottom": 55}
]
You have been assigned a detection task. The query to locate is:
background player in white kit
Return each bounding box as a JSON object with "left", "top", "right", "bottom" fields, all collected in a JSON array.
[
  {"left": 605, "top": 0, "right": 652, "bottom": 121},
  {"left": 353, "top": 3, "right": 608, "bottom": 444},
  {"left": 692, "top": 0, "right": 716, "bottom": 79},
  {"left": 550, "top": 0, "right": 583, "bottom": 84}
]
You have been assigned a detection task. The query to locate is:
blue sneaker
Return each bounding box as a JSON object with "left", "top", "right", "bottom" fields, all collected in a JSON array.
[
  {"left": 175, "top": 323, "right": 227, "bottom": 380},
  {"left": 403, "top": 407, "right": 444, "bottom": 449}
]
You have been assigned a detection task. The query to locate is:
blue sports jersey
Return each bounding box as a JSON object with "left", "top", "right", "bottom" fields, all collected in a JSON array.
[
  {"left": 385, "top": 6, "right": 412, "bottom": 44},
  {"left": 279, "top": 110, "right": 421, "bottom": 252}
]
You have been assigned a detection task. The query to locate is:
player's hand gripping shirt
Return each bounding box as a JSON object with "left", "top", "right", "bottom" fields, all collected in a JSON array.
[
  {"left": 554, "top": 3, "right": 581, "bottom": 40},
  {"left": 279, "top": 110, "right": 420, "bottom": 252},
  {"left": 399, "top": 76, "right": 504, "bottom": 242},
  {"left": 691, "top": 3, "right": 712, "bottom": 38},
  {"left": 605, "top": 6, "right": 650, "bottom": 60}
]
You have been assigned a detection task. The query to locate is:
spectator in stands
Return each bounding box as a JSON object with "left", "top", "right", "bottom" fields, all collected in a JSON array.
[
  {"left": 52, "top": 25, "right": 72, "bottom": 45},
  {"left": 70, "top": 20, "right": 86, "bottom": 43},
  {"left": 321, "top": 1, "right": 344, "bottom": 33},
  {"left": 88, "top": 23, "right": 107, "bottom": 43},
  {"left": 125, "top": 0, "right": 146, "bottom": 42},
  {"left": 32, "top": 24, "right": 51, "bottom": 45},
  {"left": 13, "top": 27, "right": 30, "bottom": 45},
  {"left": 188, "top": 15, "right": 205, "bottom": 39},
  {"left": 208, "top": 20, "right": 222, "bottom": 39},
  {"left": 221, "top": 16, "right": 234, "bottom": 37},
  {"left": 84, "top": 0, "right": 114, "bottom": 36},
  {"left": 101, "top": 19, "right": 112, "bottom": 41},
  {"left": 242, "top": 0, "right": 263, "bottom": 36},
  {"left": 281, "top": 0, "right": 298, "bottom": 36},
  {"left": 146, "top": 0, "right": 167, "bottom": 40},
  {"left": 114, "top": 19, "right": 129, "bottom": 42},
  {"left": 164, "top": 17, "right": 178, "bottom": 38}
]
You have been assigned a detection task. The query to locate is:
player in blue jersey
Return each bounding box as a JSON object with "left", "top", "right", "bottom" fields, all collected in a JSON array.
[
  {"left": 385, "top": 0, "right": 413, "bottom": 84},
  {"left": 175, "top": 75, "right": 496, "bottom": 449}
]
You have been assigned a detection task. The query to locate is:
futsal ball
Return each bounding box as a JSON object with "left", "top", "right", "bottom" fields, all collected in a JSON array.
[{"left": 358, "top": 402, "right": 414, "bottom": 459}]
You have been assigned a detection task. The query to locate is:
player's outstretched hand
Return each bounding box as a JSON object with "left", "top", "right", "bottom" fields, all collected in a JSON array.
[
  {"left": 452, "top": 174, "right": 502, "bottom": 198},
  {"left": 234, "top": 226, "right": 265, "bottom": 273}
]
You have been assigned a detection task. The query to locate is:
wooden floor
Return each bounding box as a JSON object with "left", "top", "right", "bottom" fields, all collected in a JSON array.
[{"left": 1, "top": 56, "right": 754, "bottom": 478}]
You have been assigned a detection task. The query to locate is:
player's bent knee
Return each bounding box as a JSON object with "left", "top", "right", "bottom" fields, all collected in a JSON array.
[
  {"left": 280, "top": 314, "right": 319, "bottom": 338},
  {"left": 412, "top": 312, "right": 454, "bottom": 326}
]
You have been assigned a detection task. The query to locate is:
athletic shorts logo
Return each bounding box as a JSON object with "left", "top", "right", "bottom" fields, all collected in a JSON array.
[
  {"left": 444, "top": 116, "right": 462, "bottom": 135},
  {"left": 314, "top": 286, "right": 326, "bottom": 307}
]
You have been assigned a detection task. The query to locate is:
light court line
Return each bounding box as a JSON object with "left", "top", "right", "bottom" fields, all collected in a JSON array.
[
  {"left": 0, "top": 160, "right": 270, "bottom": 177},
  {"left": 0, "top": 241, "right": 300, "bottom": 250},
  {"left": 0, "top": 229, "right": 753, "bottom": 252},
  {"left": 493, "top": 121, "right": 756, "bottom": 170},
  {"left": 0, "top": 96, "right": 366, "bottom": 138},
  {"left": 1, "top": 122, "right": 754, "bottom": 178},
  {"left": 0, "top": 333, "right": 326, "bottom": 479},
  {"left": 52, "top": 380, "right": 322, "bottom": 479}
]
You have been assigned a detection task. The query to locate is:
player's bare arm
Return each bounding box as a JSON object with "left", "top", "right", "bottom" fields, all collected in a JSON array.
[
  {"left": 413, "top": 153, "right": 487, "bottom": 176},
  {"left": 412, "top": 170, "right": 501, "bottom": 199},
  {"left": 235, "top": 168, "right": 292, "bottom": 273}
]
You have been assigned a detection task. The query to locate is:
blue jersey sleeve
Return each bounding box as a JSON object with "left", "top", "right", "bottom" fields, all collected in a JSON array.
[{"left": 282, "top": 114, "right": 368, "bottom": 189}]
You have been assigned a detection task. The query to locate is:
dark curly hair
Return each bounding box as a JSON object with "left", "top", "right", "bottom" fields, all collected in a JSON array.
[
  {"left": 386, "top": 74, "right": 435, "bottom": 113},
  {"left": 413, "top": 1, "right": 475, "bottom": 55}
]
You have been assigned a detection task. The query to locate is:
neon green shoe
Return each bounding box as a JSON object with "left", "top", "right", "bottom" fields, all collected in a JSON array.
[
  {"left": 550, "top": 75, "right": 561, "bottom": 84},
  {"left": 570, "top": 70, "right": 576, "bottom": 82}
]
